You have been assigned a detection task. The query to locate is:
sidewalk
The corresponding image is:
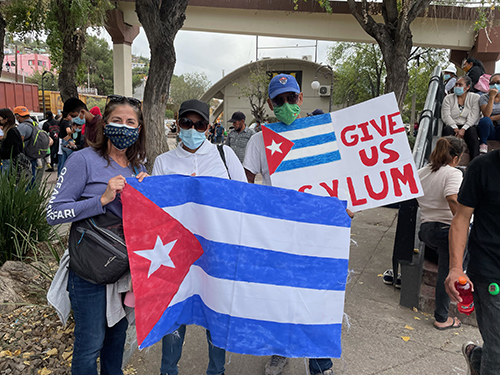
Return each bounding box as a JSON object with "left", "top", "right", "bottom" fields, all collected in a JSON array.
[{"left": 126, "top": 207, "right": 482, "bottom": 375}]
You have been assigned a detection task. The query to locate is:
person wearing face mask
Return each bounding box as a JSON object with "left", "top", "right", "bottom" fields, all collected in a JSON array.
[
  {"left": 441, "top": 76, "right": 481, "bottom": 160},
  {"left": 462, "top": 57, "right": 486, "bottom": 93},
  {"left": 152, "top": 99, "right": 246, "bottom": 375},
  {"left": 57, "top": 98, "right": 86, "bottom": 175},
  {"left": 477, "top": 73, "right": 500, "bottom": 154},
  {"left": 46, "top": 95, "right": 148, "bottom": 375},
  {"left": 443, "top": 64, "right": 457, "bottom": 94},
  {"left": 243, "top": 74, "right": 337, "bottom": 375}
]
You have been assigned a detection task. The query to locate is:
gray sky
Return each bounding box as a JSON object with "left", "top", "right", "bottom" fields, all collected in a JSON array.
[{"left": 102, "top": 28, "right": 335, "bottom": 86}]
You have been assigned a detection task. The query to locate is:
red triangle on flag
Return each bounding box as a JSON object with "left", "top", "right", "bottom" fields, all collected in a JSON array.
[
  {"left": 261, "top": 125, "right": 295, "bottom": 175},
  {"left": 122, "top": 185, "right": 204, "bottom": 346}
]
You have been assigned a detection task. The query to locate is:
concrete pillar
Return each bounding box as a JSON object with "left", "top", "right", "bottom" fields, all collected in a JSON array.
[
  {"left": 450, "top": 26, "right": 500, "bottom": 75},
  {"left": 105, "top": 8, "right": 140, "bottom": 96}
]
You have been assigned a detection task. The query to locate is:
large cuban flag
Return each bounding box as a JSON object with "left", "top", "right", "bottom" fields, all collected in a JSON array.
[{"left": 122, "top": 175, "right": 351, "bottom": 358}]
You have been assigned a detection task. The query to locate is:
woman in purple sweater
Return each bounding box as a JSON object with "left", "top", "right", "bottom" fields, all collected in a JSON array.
[{"left": 47, "top": 96, "right": 148, "bottom": 375}]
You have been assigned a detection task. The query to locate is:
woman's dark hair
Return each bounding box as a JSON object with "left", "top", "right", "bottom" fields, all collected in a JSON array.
[
  {"left": 490, "top": 73, "right": 500, "bottom": 83},
  {"left": 429, "top": 136, "right": 465, "bottom": 172},
  {"left": 458, "top": 75, "right": 472, "bottom": 88},
  {"left": 465, "top": 57, "right": 485, "bottom": 72},
  {"left": 90, "top": 99, "right": 146, "bottom": 169},
  {"left": 0, "top": 108, "right": 16, "bottom": 135}
]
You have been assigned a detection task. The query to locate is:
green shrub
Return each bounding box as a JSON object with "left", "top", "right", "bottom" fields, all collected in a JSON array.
[{"left": 0, "top": 169, "right": 52, "bottom": 265}]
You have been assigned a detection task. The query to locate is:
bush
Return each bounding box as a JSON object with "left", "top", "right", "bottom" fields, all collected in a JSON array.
[{"left": 0, "top": 168, "right": 52, "bottom": 265}]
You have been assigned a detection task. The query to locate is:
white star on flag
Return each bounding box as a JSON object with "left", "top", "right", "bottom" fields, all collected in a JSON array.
[
  {"left": 135, "top": 236, "right": 177, "bottom": 278},
  {"left": 266, "top": 139, "right": 283, "bottom": 155}
]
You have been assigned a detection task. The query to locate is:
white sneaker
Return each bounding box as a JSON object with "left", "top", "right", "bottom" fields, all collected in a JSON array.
[
  {"left": 313, "top": 369, "right": 334, "bottom": 375},
  {"left": 479, "top": 144, "right": 488, "bottom": 154},
  {"left": 265, "top": 355, "right": 288, "bottom": 375}
]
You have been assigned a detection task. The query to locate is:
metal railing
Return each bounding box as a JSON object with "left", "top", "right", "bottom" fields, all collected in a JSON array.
[{"left": 392, "top": 66, "right": 444, "bottom": 309}]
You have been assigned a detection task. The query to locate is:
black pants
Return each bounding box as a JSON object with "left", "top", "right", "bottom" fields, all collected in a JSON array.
[{"left": 442, "top": 125, "right": 479, "bottom": 161}]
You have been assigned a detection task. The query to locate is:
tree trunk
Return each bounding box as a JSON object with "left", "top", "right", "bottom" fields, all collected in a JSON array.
[
  {"left": 58, "top": 29, "right": 85, "bottom": 101},
  {"left": 0, "top": 12, "right": 6, "bottom": 80},
  {"left": 346, "top": 0, "right": 432, "bottom": 110},
  {"left": 136, "top": 0, "right": 189, "bottom": 172}
]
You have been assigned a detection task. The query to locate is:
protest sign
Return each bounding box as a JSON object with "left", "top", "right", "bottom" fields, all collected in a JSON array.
[{"left": 264, "top": 93, "right": 423, "bottom": 211}]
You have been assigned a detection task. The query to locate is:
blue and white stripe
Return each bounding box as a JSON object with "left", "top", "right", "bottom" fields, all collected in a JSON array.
[
  {"left": 127, "top": 175, "right": 351, "bottom": 357},
  {"left": 266, "top": 113, "right": 341, "bottom": 173}
]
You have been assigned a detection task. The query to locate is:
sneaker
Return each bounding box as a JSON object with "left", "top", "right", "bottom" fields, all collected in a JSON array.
[
  {"left": 383, "top": 269, "right": 401, "bottom": 288},
  {"left": 265, "top": 355, "right": 289, "bottom": 375},
  {"left": 462, "top": 342, "right": 479, "bottom": 375},
  {"left": 480, "top": 144, "right": 488, "bottom": 154}
]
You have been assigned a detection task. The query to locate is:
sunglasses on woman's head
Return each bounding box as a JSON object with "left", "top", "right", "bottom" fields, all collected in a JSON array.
[
  {"left": 178, "top": 117, "right": 209, "bottom": 132},
  {"left": 271, "top": 93, "right": 299, "bottom": 107},
  {"left": 107, "top": 95, "right": 142, "bottom": 107}
]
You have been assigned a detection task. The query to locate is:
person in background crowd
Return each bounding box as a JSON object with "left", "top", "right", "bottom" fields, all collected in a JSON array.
[
  {"left": 43, "top": 111, "right": 59, "bottom": 172},
  {"left": 82, "top": 106, "right": 102, "bottom": 146},
  {"left": 46, "top": 95, "right": 148, "bottom": 375},
  {"left": 441, "top": 76, "right": 481, "bottom": 161},
  {"left": 14, "top": 106, "right": 39, "bottom": 185},
  {"left": 225, "top": 111, "right": 255, "bottom": 164},
  {"left": 417, "top": 136, "right": 465, "bottom": 331},
  {"left": 462, "top": 57, "right": 485, "bottom": 93},
  {"left": 477, "top": 73, "right": 500, "bottom": 154},
  {"left": 215, "top": 123, "right": 224, "bottom": 144},
  {"left": 0, "top": 108, "right": 23, "bottom": 176},
  {"left": 57, "top": 98, "right": 87, "bottom": 175},
  {"left": 153, "top": 99, "right": 246, "bottom": 375},
  {"left": 443, "top": 64, "right": 458, "bottom": 94}
]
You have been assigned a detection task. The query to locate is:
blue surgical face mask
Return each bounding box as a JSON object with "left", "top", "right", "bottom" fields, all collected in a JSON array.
[
  {"left": 454, "top": 87, "right": 464, "bottom": 96},
  {"left": 72, "top": 115, "right": 85, "bottom": 125},
  {"left": 490, "top": 84, "right": 500, "bottom": 91},
  {"left": 444, "top": 74, "right": 450, "bottom": 81},
  {"left": 179, "top": 128, "right": 206, "bottom": 150},
  {"left": 72, "top": 132, "right": 78, "bottom": 139},
  {"left": 74, "top": 127, "right": 81, "bottom": 133},
  {"left": 104, "top": 123, "right": 140, "bottom": 150}
]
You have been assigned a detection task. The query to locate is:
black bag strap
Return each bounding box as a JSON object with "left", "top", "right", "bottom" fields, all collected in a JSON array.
[{"left": 217, "top": 144, "right": 231, "bottom": 180}]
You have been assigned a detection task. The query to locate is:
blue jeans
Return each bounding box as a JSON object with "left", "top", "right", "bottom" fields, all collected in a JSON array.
[
  {"left": 468, "top": 279, "right": 500, "bottom": 375},
  {"left": 309, "top": 358, "right": 333, "bottom": 374},
  {"left": 419, "top": 222, "right": 456, "bottom": 323},
  {"left": 68, "top": 270, "right": 128, "bottom": 375},
  {"left": 161, "top": 325, "right": 225, "bottom": 375},
  {"left": 477, "top": 117, "right": 500, "bottom": 144},
  {"left": 1, "top": 159, "right": 11, "bottom": 176},
  {"left": 58, "top": 146, "right": 73, "bottom": 175}
]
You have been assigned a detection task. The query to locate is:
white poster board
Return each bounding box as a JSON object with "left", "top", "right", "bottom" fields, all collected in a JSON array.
[{"left": 264, "top": 93, "right": 423, "bottom": 211}]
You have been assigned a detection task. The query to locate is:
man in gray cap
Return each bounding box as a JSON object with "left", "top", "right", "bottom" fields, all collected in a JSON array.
[{"left": 225, "top": 111, "right": 255, "bottom": 163}]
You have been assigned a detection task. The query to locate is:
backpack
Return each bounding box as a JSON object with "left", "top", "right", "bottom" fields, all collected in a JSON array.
[
  {"left": 48, "top": 120, "right": 60, "bottom": 141},
  {"left": 474, "top": 73, "right": 491, "bottom": 93},
  {"left": 22, "top": 121, "right": 51, "bottom": 159}
]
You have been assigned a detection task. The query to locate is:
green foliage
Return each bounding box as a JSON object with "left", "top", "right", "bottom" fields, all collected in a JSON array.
[
  {"left": 403, "top": 48, "right": 449, "bottom": 120},
  {"left": 4, "top": 0, "right": 47, "bottom": 36},
  {"left": 78, "top": 35, "right": 113, "bottom": 95},
  {"left": 0, "top": 166, "right": 52, "bottom": 265},
  {"left": 165, "top": 109, "right": 174, "bottom": 119},
  {"left": 26, "top": 71, "right": 58, "bottom": 90},
  {"left": 45, "top": 0, "right": 112, "bottom": 70},
  {"left": 327, "top": 42, "right": 386, "bottom": 107},
  {"left": 233, "top": 63, "right": 270, "bottom": 122},
  {"left": 169, "top": 72, "right": 211, "bottom": 113},
  {"left": 85, "top": 96, "right": 106, "bottom": 113}
]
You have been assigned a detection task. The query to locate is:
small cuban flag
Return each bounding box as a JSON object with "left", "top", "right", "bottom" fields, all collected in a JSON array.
[
  {"left": 262, "top": 113, "right": 340, "bottom": 176},
  {"left": 122, "top": 175, "right": 351, "bottom": 358}
]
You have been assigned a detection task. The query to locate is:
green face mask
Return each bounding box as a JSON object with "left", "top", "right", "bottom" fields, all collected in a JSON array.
[{"left": 273, "top": 103, "right": 301, "bottom": 125}]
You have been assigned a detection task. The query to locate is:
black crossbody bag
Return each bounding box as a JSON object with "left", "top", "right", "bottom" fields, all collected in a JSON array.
[{"left": 68, "top": 211, "right": 129, "bottom": 284}]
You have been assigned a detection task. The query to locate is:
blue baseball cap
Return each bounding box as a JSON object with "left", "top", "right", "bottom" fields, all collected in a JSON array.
[{"left": 268, "top": 74, "right": 300, "bottom": 99}]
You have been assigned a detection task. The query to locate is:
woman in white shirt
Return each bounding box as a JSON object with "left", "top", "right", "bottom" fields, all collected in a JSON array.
[
  {"left": 417, "top": 136, "right": 465, "bottom": 330},
  {"left": 441, "top": 76, "right": 481, "bottom": 161}
]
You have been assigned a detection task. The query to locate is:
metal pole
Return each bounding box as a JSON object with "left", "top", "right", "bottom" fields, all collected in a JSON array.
[
  {"left": 15, "top": 45, "right": 18, "bottom": 82},
  {"left": 256, "top": 35, "right": 258, "bottom": 61},
  {"left": 328, "top": 65, "right": 333, "bottom": 113},
  {"left": 42, "top": 73, "right": 46, "bottom": 116},
  {"left": 315, "top": 40, "right": 318, "bottom": 63}
]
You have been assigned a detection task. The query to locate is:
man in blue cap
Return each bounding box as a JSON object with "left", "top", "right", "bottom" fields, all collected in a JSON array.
[{"left": 243, "top": 73, "right": 335, "bottom": 375}]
